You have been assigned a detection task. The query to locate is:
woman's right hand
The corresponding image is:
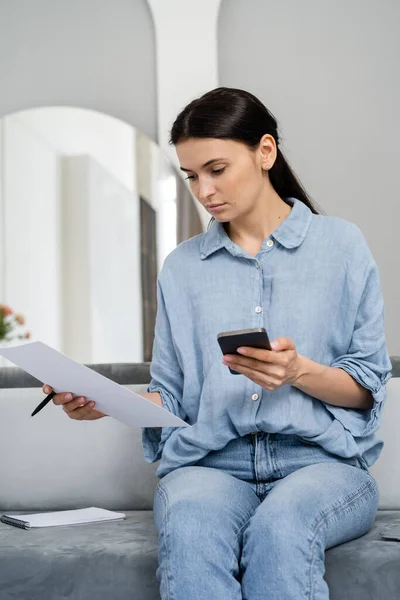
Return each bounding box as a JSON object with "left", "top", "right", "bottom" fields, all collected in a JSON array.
[{"left": 42, "top": 385, "right": 107, "bottom": 421}]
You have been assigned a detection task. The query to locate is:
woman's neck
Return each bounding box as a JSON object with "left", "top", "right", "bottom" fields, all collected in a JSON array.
[{"left": 225, "top": 194, "right": 292, "bottom": 251}]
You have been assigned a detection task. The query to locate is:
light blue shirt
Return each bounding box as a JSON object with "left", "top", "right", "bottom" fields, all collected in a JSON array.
[{"left": 142, "top": 197, "right": 392, "bottom": 478}]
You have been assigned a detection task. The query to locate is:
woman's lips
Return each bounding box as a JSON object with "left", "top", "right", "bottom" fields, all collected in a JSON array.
[{"left": 207, "top": 203, "right": 227, "bottom": 212}]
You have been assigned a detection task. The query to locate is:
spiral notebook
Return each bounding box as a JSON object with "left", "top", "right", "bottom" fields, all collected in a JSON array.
[{"left": 0, "top": 507, "right": 126, "bottom": 530}]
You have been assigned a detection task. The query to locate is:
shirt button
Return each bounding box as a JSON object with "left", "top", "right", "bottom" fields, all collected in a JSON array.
[
  {"left": 255, "top": 306, "right": 262, "bottom": 313},
  {"left": 251, "top": 393, "right": 259, "bottom": 401},
  {"left": 255, "top": 261, "right": 260, "bottom": 268},
  {"left": 267, "top": 239, "right": 274, "bottom": 247}
]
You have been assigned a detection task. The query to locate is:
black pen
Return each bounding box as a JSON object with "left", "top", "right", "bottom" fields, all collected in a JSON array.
[{"left": 31, "top": 390, "right": 56, "bottom": 417}]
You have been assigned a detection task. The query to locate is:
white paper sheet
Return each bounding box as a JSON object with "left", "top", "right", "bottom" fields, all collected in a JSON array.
[{"left": 0, "top": 342, "right": 189, "bottom": 428}]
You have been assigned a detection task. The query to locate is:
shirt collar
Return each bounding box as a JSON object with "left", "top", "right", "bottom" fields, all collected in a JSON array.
[{"left": 199, "top": 197, "right": 313, "bottom": 260}]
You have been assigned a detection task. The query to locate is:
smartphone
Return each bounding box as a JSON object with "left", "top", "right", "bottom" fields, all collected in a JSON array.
[{"left": 217, "top": 327, "right": 271, "bottom": 375}]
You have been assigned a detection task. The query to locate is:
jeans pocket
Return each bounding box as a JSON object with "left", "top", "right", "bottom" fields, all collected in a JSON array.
[
  {"left": 296, "top": 435, "right": 319, "bottom": 447},
  {"left": 356, "top": 455, "right": 371, "bottom": 474}
]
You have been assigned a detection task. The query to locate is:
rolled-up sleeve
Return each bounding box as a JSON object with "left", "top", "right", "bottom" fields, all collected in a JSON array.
[
  {"left": 142, "top": 277, "right": 187, "bottom": 463},
  {"left": 327, "top": 253, "right": 392, "bottom": 438}
]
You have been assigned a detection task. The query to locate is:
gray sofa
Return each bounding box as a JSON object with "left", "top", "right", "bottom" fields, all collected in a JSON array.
[{"left": 0, "top": 359, "right": 399, "bottom": 600}]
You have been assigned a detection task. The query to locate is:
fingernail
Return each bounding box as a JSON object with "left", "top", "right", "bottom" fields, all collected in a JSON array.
[
  {"left": 223, "top": 356, "right": 232, "bottom": 363},
  {"left": 44, "top": 386, "right": 50, "bottom": 394},
  {"left": 237, "top": 347, "right": 246, "bottom": 354},
  {"left": 89, "top": 401, "right": 95, "bottom": 408},
  {"left": 65, "top": 393, "right": 73, "bottom": 401},
  {"left": 79, "top": 398, "right": 85, "bottom": 406}
]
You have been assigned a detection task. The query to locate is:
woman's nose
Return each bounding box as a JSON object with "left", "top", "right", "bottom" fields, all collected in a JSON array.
[{"left": 197, "top": 179, "right": 215, "bottom": 201}]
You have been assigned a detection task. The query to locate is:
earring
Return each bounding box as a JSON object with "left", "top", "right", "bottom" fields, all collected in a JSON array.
[{"left": 263, "top": 164, "right": 269, "bottom": 170}]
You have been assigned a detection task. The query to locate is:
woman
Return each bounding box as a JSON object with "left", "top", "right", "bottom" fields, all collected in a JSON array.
[{"left": 44, "top": 87, "right": 392, "bottom": 599}]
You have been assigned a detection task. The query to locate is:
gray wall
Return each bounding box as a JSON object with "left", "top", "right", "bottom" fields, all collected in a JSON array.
[
  {"left": 0, "top": 0, "right": 398, "bottom": 353},
  {"left": 0, "top": 0, "right": 157, "bottom": 141},
  {"left": 218, "top": 0, "right": 400, "bottom": 354}
]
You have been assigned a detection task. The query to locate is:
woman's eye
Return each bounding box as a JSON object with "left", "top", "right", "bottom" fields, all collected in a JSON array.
[{"left": 185, "top": 167, "right": 225, "bottom": 181}]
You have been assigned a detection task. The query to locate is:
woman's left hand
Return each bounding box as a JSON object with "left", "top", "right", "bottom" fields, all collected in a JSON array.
[{"left": 222, "top": 337, "right": 302, "bottom": 391}]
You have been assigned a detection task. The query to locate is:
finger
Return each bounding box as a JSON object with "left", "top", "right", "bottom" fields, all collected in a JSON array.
[
  {"left": 62, "top": 396, "right": 87, "bottom": 413},
  {"left": 43, "top": 384, "right": 53, "bottom": 394},
  {"left": 235, "top": 346, "right": 284, "bottom": 363},
  {"left": 270, "top": 337, "right": 296, "bottom": 351},
  {"left": 52, "top": 392, "right": 74, "bottom": 406},
  {"left": 227, "top": 362, "right": 277, "bottom": 389},
  {"left": 223, "top": 355, "right": 268, "bottom": 376},
  {"left": 66, "top": 402, "right": 96, "bottom": 421},
  {"left": 224, "top": 353, "right": 285, "bottom": 375}
]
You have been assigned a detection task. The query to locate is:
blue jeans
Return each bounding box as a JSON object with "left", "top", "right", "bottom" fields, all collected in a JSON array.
[{"left": 153, "top": 432, "right": 379, "bottom": 600}]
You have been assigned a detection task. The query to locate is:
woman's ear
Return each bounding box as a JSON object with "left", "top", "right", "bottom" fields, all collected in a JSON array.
[{"left": 259, "top": 133, "right": 277, "bottom": 167}]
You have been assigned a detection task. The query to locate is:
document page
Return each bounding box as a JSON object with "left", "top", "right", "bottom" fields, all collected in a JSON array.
[{"left": 0, "top": 342, "right": 189, "bottom": 428}]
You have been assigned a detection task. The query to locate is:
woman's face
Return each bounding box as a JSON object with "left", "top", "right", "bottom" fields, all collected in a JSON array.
[{"left": 176, "top": 137, "right": 275, "bottom": 222}]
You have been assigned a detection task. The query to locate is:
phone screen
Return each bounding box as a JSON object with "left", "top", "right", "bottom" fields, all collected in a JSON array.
[{"left": 217, "top": 328, "right": 271, "bottom": 374}]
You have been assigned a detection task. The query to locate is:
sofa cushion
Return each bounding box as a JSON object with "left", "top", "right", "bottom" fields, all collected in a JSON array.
[
  {"left": 0, "top": 511, "right": 159, "bottom": 600},
  {"left": 0, "top": 386, "right": 159, "bottom": 512},
  {"left": 325, "top": 510, "right": 400, "bottom": 600},
  {"left": 370, "top": 377, "right": 400, "bottom": 508},
  {"left": 0, "top": 378, "right": 398, "bottom": 512},
  {"left": 0, "top": 510, "right": 398, "bottom": 600}
]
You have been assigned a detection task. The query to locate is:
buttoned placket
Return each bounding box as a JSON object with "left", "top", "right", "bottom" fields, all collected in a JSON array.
[{"left": 248, "top": 237, "right": 276, "bottom": 432}]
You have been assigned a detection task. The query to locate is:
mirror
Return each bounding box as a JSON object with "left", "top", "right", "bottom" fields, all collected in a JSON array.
[{"left": 0, "top": 107, "right": 205, "bottom": 365}]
